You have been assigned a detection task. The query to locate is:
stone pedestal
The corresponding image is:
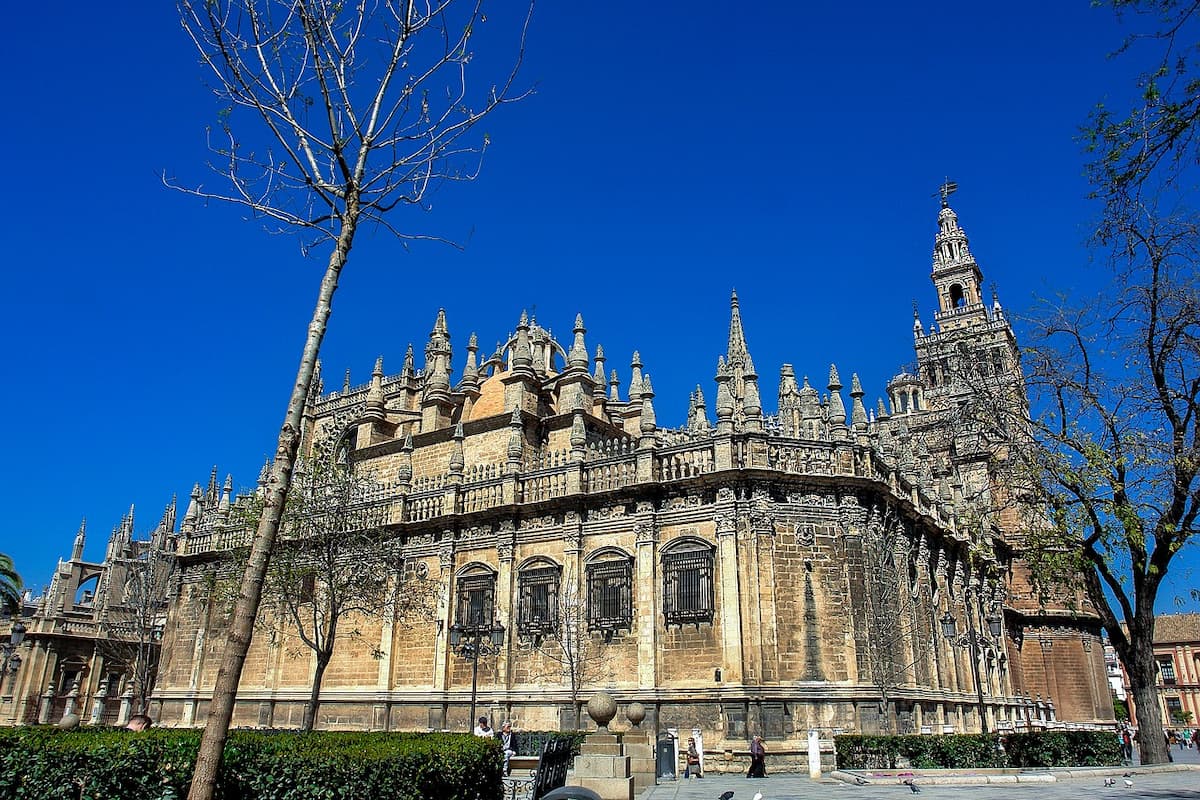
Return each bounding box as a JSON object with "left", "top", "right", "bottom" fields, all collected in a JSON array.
[
  {"left": 573, "top": 733, "right": 634, "bottom": 800},
  {"left": 621, "top": 730, "right": 656, "bottom": 796}
]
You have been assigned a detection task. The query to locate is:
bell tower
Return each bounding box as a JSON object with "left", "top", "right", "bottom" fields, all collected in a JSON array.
[{"left": 913, "top": 184, "right": 1023, "bottom": 409}]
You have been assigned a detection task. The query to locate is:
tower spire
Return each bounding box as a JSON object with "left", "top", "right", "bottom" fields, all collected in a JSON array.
[{"left": 726, "top": 290, "right": 750, "bottom": 364}]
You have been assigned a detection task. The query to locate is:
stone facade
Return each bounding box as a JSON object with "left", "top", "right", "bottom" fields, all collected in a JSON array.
[
  {"left": 11, "top": 197, "right": 1115, "bottom": 747},
  {"left": 0, "top": 507, "right": 177, "bottom": 727}
]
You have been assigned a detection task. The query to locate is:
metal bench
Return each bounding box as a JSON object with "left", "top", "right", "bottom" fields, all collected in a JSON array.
[{"left": 505, "top": 737, "right": 573, "bottom": 800}]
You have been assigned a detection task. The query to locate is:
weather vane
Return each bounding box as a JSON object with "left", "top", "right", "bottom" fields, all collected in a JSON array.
[{"left": 935, "top": 177, "right": 958, "bottom": 208}]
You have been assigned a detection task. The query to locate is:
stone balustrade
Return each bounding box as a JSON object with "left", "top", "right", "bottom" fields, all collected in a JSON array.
[{"left": 181, "top": 432, "right": 950, "bottom": 556}]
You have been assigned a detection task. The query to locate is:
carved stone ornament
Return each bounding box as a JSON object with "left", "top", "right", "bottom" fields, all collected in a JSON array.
[
  {"left": 635, "top": 500, "right": 655, "bottom": 515},
  {"left": 625, "top": 702, "right": 647, "bottom": 728},
  {"left": 795, "top": 523, "right": 814, "bottom": 546},
  {"left": 496, "top": 541, "right": 514, "bottom": 563},
  {"left": 634, "top": 520, "right": 657, "bottom": 545},
  {"left": 715, "top": 511, "right": 736, "bottom": 536},
  {"left": 716, "top": 486, "right": 736, "bottom": 503},
  {"left": 497, "top": 519, "right": 516, "bottom": 533},
  {"left": 438, "top": 541, "right": 454, "bottom": 572}
]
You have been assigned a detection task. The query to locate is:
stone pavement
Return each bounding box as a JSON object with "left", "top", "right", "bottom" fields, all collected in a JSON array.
[{"left": 639, "top": 744, "right": 1200, "bottom": 800}]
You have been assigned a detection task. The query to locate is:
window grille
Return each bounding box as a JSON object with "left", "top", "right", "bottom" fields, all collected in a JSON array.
[
  {"left": 587, "top": 559, "right": 632, "bottom": 633},
  {"left": 663, "top": 546, "right": 714, "bottom": 625},
  {"left": 518, "top": 566, "right": 560, "bottom": 637},
  {"left": 455, "top": 573, "right": 495, "bottom": 629}
]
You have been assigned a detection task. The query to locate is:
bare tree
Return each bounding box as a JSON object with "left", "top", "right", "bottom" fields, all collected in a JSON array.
[
  {"left": 98, "top": 542, "right": 177, "bottom": 715},
  {"left": 1009, "top": 200, "right": 1199, "bottom": 765},
  {"left": 170, "top": 2, "right": 531, "bottom": 796},
  {"left": 860, "top": 503, "right": 929, "bottom": 734},
  {"left": 260, "top": 455, "right": 434, "bottom": 731},
  {"left": 525, "top": 567, "right": 613, "bottom": 730}
]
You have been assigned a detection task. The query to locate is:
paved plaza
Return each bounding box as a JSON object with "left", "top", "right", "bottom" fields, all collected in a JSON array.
[{"left": 640, "top": 744, "right": 1200, "bottom": 800}]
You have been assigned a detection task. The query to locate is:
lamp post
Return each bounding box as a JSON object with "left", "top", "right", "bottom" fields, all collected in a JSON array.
[
  {"left": 449, "top": 619, "right": 505, "bottom": 729},
  {"left": 940, "top": 605, "right": 1002, "bottom": 734},
  {"left": 1, "top": 620, "right": 26, "bottom": 693}
]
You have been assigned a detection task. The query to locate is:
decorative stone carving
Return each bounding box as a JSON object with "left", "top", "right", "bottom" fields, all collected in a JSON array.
[
  {"left": 496, "top": 541, "right": 514, "bottom": 563},
  {"left": 626, "top": 701, "right": 646, "bottom": 728}
]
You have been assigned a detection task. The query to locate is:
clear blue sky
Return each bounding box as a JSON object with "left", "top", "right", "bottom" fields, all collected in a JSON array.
[{"left": 1, "top": 2, "right": 1195, "bottom": 611}]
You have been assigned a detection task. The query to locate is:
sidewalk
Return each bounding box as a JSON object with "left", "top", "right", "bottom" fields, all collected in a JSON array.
[{"left": 640, "top": 743, "right": 1200, "bottom": 800}]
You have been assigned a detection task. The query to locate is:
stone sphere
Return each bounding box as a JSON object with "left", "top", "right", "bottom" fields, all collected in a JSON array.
[
  {"left": 625, "top": 702, "right": 646, "bottom": 728},
  {"left": 586, "top": 692, "right": 618, "bottom": 731}
]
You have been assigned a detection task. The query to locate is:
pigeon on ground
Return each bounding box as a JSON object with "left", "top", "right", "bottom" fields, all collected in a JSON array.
[
  {"left": 719, "top": 792, "right": 735, "bottom": 800},
  {"left": 1124, "top": 779, "right": 1133, "bottom": 788},
  {"left": 1122, "top": 772, "right": 1132, "bottom": 777},
  {"left": 908, "top": 782, "right": 921, "bottom": 794},
  {"left": 752, "top": 794, "right": 763, "bottom": 800},
  {"left": 855, "top": 776, "right": 870, "bottom": 785},
  {"left": 1104, "top": 777, "right": 1115, "bottom": 787}
]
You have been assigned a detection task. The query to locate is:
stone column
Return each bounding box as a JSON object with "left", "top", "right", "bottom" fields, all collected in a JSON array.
[
  {"left": 496, "top": 526, "right": 516, "bottom": 698},
  {"left": 433, "top": 537, "right": 455, "bottom": 693},
  {"left": 715, "top": 492, "right": 743, "bottom": 684},
  {"left": 634, "top": 503, "right": 658, "bottom": 689},
  {"left": 751, "top": 491, "right": 778, "bottom": 682},
  {"left": 117, "top": 683, "right": 134, "bottom": 726},
  {"left": 37, "top": 686, "right": 54, "bottom": 725}
]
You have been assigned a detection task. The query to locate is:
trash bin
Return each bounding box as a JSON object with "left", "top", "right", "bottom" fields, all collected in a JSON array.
[
  {"left": 542, "top": 788, "right": 602, "bottom": 800},
  {"left": 656, "top": 732, "right": 677, "bottom": 781}
]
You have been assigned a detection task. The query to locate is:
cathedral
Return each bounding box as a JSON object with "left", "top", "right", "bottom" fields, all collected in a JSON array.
[{"left": 3, "top": 197, "right": 1114, "bottom": 744}]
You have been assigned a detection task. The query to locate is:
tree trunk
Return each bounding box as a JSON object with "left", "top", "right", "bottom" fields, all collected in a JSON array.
[
  {"left": 303, "top": 653, "right": 331, "bottom": 732},
  {"left": 1127, "top": 646, "right": 1169, "bottom": 764},
  {"left": 187, "top": 208, "right": 358, "bottom": 800}
]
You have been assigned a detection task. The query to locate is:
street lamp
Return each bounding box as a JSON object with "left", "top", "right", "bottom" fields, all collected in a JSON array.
[
  {"left": 940, "top": 606, "right": 1002, "bottom": 733},
  {"left": 1, "top": 620, "right": 26, "bottom": 691},
  {"left": 449, "top": 619, "right": 505, "bottom": 729}
]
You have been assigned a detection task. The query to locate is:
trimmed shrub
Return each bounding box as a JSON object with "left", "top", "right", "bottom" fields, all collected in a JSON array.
[
  {"left": 835, "top": 730, "right": 1121, "bottom": 770},
  {"left": 1002, "top": 730, "right": 1122, "bottom": 768},
  {"left": 0, "top": 727, "right": 503, "bottom": 800}
]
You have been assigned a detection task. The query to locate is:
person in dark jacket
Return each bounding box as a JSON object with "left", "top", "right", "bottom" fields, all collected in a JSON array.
[{"left": 747, "top": 735, "right": 767, "bottom": 778}]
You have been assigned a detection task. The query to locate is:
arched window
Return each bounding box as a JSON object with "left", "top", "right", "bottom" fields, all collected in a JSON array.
[
  {"left": 585, "top": 549, "right": 633, "bottom": 634},
  {"left": 454, "top": 565, "right": 497, "bottom": 629},
  {"left": 661, "top": 538, "right": 715, "bottom": 626},
  {"left": 517, "top": 559, "right": 561, "bottom": 638},
  {"left": 950, "top": 283, "right": 966, "bottom": 308}
]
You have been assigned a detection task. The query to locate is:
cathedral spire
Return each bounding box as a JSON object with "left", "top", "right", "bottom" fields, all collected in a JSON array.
[
  {"left": 629, "top": 351, "right": 645, "bottom": 400},
  {"left": 727, "top": 290, "right": 751, "bottom": 364},
  {"left": 568, "top": 314, "right": 589, "bottom": 371},
  {"left": 72, "top": 518, "right": 87, "bottom": 561},
  {"left": 401, "top": 344, "right": 415, "bottom": 379},
  {"left": 460, "top": 333, "right": 480, "bottom": 391},
  {"left": 592, "top": 345, "right": 607, "bottom": 399},
  {"left": 364, "top": 356, "right": 387, "bottom": 422}
]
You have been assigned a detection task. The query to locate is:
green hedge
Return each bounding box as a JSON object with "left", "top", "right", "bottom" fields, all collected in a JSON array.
[
  {"left": 0, "top": 728, "right": 503, "bottom": 800},
  {"left": 835, "top": 731, "right": 1121, "bottom": 770},
  {"left": 1001, "top": 730, "right": 1123, "bottom": 767}
]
